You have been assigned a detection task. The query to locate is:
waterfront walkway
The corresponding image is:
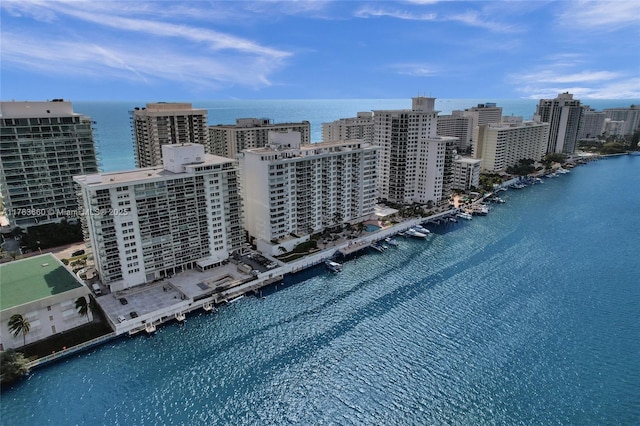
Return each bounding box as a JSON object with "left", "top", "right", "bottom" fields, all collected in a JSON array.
[{"left": 94, "top": 210, "right": 457, "bottom": 336}]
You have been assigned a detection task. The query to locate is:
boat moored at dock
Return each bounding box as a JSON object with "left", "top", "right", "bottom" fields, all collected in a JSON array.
[
  {"left": 325, "top": 260, "right": 343, "bottom": 272},
  {"left": 406, "top": 228, "right": 428, "bottom": 239}
]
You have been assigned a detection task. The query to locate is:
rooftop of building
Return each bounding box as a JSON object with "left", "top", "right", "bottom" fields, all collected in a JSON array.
[
  {"left": 0, "top": 99, "right": 79, "bottom": 119},
  {"left": 211, "top": 118, "right": 310, "bottom": 128},
  {"left": 132, "top": 102, "right": 205, "bottom": 113},
  {"left": 244, "top": 139, "right": 376, "bottom": 157},
  {"left": 0, "top": 253, "right": 83, "bottom": 311},
  {"left": 74, "top": 151, "right": 235, "bottom": 186}
]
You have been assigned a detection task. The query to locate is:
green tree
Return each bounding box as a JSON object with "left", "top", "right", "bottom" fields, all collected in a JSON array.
[
  {"left": 0, "top": 349, "right": 30, "bottom": 385},
  {"left": 8, "top": 314, "right": 30, "bottom": 347},
  {"left": 75, "top": 296, "right": 90, "bottom": 322}
]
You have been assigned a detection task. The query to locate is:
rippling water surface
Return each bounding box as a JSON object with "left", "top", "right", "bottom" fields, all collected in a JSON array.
[{"left": 2, "top": 156, "right": 639, "bottom": 425}]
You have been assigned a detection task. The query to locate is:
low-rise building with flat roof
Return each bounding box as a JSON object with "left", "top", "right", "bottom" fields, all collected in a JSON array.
[{"left": 0, "top": 253, "right": 93, "bottom": 349}]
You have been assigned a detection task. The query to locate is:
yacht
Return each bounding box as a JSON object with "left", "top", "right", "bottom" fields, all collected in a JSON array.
[
  {"left": 413, "top": 224, "right": 431, "bottom": 234},
  {"left": 384, "top": 237, "right": 399, "bottom": 247},
  {"left": 325, "top": 260, "right": 343, "bottom": 272},
  {"left": 406, "top": 228, "right": 427, "bottom": 239},
  {"left": 370, "top": 243, "right": 385, "bottom": 253},
  {"left": 457, "top": 212, "right": 473, "bottom": 220}
]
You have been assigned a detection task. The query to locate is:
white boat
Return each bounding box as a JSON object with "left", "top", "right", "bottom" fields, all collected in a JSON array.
[
  {"left": 202, "top": 302, "right": 213, "bottom": 312},
  {"left": 384, "top": 237, "right": 398, "bottom": 247},
  {"left": 556, "top": 168, "right": 570, "bottom": 174},
  {"left": 370, "top": 243, "right": 385, "bottom": 253},
  {"left": 325, "top": 260, "right": 343, "bottom": 272},
  {"left": 406, "top": 228, "right": 427, "bottom": 239},
  {"left": 473, "top": 204, "right": 489, "bottom": 216},
  {"left": 457, "top": 212, "right": 473, "bottom": 220},
  {"left": 175, "top": 312, "right": 186, "bottom": 322},
  {"left": 413, "top": 225, "right": 431, "bottom": 234},
  {"left": 449, "top": 217, "right": 457, "bottom": 223},
  {"left": 145, "top": 322, "right": 156, "bottom": 334}
]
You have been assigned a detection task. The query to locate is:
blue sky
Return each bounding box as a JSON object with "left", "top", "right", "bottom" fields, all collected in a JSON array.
[{"left": 1, "top": 1, "right": 639, "bottom": 100}]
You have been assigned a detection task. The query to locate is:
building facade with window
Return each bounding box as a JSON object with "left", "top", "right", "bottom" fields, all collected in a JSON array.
[
  {"left": 322, "top": 112, "right": 375, "bottom": 144},
  {"left": 373, "top": 97, "right": 457, "bottom": 206},
  {"left": 535, "top": 92, "right": 583, "bottom": 154},
  {"left": 209, "top": 118, "right": 311, "bottom": 158},
  {"left": 473, "top": 121, "right": 549, "bottom": 173},
  {"left": 452, "top": 157, "right": 482, "bottom": 191},
  {"left": 239, "top": 133, "right": 378, "bottom": 255},
  {"left": 0, "top": 100, "right": 98, "bottom": 228},
  {"left": 74, "top": 144, "right": 244, "bottom": 291},
  {"left": 132, "top": 103, "right": 209, "bottom": 168}
]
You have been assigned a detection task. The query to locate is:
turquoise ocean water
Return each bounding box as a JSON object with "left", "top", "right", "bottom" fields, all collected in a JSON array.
[{"left": 1, "top": 100, "right": 639, "bottom": 424}]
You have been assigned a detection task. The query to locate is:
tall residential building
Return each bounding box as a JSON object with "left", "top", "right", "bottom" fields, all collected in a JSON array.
[
  {"left": 322, "top": 112, "right": 375, "bottom": 143},
  {"left": 454, "top": 103, "right": 503, "bottom": 128},
  {"left": 603, "top": 105, "right": 640, "bottom": 135},
  {"left": 452, "top": 157, "right": 481, "bottom": 191},
  {"left": 535, "top": 92, "right": 583, "bottom": 154},
  {"left": 437, "top": 114, "right": 473, "bottom": 152},
  {"left": 239, "top": 133, "right": 378, "bottom": 256},
  {"left": 0, "top": 100, "right": 98, "bottom": 228},
  {"left": 373, "top": 97, "right": 458, "bottom": 206},
  {"left": 132, "top": 103, "right": 209, "bottom": 168},
  {"left": 473, "top": 121, "right": 549, "bottom": 173},
  {"left": 209, "top": 118, "right": 310, "bottom": 159},
  {"left": 578, "top": 107, "right": 605, "bottom": 140},
  {"left": 74, "top": 144, "right": 244, "bottom": 291}
]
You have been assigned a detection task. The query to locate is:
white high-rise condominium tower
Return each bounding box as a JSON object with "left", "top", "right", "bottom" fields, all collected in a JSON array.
[
  {"left": 535, "top": 92, "right": 583, "bottom": 154},
  {"left": 239, "top": 133, "right": 378, "bottom": 256},
  {"left": 209, "top": 118, "right": 310, "bottom": 159},
  {"left": 473, "top": 121, "right": 550, "bottom": 173},
  {"left": 373, "top": 97, "right": 457, "bottom": 206},
  {"left": 132, "top": 103, "right": 209, "bottom": 168},
  {"left": 74, "top": 144, "right": 244, "bottom": 291},
  {"left": 603, "top": 105, "right": 640, "bottom": 135},
  {"left": 0, "top": 100, "right": 98, "bottom": 227}
]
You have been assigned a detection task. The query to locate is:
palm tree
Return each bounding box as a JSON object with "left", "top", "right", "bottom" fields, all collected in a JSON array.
[
  {"left": 75, "top": 296, "right": 90, "bottom": 322},
  {"left": 8, "top": 314, "right": 30, "bottom": 347}
]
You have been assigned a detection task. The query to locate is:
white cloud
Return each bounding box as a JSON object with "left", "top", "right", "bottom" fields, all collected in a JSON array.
[
  {"left": 1, "top": 32, "right": 284, "bottom": 90},
  {"left": 558, "top": 0, "right": 640, "bottom": 28},
  {"left": 354, "top": 6, "right": 437, "bottom": 21},
  {"left": 389, "top": 63, "right": 440, "bottom": 77},
  {"left": 0, "top": 2, "right": 292, "bottom": 91},
  {"left": 354, "top": 4, "right": 518, "bottom": 33}
]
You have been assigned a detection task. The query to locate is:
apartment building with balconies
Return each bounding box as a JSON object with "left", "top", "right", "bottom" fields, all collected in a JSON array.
[
  {"left": 322, "top": 112, "right": 375, "bottom": 144},
  {"left": 131, "top": 103, "right": 209, "bottom": 167},
  {"left": 74, "top": 144, "right": 244, "bottom": 291},
  {"left": 209, "top": 118, "right": 310, "bottom": 159},
  {"left": 535, "top": 92, "right": 583, "bottom": 154},
  {"left": 0, "top": 100, "right": 98, "bottom": 228},
  {"left": 239, "top": 133, "right": 378, "bottom": 256},
  {"left": 373, "top": 97, "right": 457, "bottom": 207},
  {"left": 473, "top": 121, "right": 549, "bottom": 173}
]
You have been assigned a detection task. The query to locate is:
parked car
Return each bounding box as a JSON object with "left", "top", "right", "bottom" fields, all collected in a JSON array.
[
  {"left": 72, "top": 249, "right": 85, "bottom": 257},
  {"left": 119, "top": 297, "right": 128, "bottom": 305},
  {"left": 130, "top": 311, "right": 138, "bottom": 318},
  {"left": 117, "top": 315, "right": 126, "bottom": 323}
]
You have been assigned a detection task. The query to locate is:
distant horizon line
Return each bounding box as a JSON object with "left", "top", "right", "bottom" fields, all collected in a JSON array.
[{"left": 2, "top": 97, "right": 640, "bottom": 103}]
